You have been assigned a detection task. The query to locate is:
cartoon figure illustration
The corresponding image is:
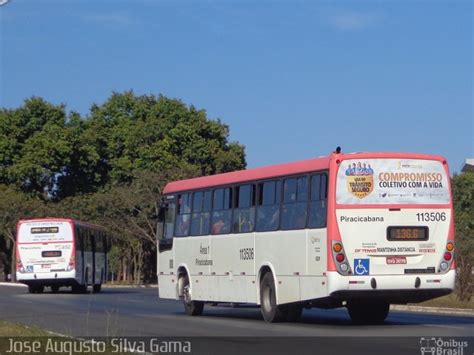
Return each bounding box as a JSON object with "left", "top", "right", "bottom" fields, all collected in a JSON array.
[
  {"left": 345, "top": 162, "right": 374, "bottom": 177},
  {"left": 367, "top": 164, "right": 374, "bottom": 174}
]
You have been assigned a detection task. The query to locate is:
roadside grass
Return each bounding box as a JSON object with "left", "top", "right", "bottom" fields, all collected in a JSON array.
[
  {"left": 0, "top": 320, "right": 51, "bottom": 336},
  {"left": 412, "top": 293, "right": 474, "bottom": 309},
  {"left": 0, "top": 320, "right": 132, "bottom": 354}
]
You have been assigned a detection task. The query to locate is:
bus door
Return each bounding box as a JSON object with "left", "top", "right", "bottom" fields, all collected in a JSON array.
[
  {"left": 81, "top": 229, "right": 94, "bottom": 285},
  {"left": 94, "top": 233, "right": 106, "bottom": 284}
]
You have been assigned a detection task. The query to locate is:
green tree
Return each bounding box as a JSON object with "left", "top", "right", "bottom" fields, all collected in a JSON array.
[
  {"left": 0, "top": 185, "right": 49, "bottom": 281},
  {"left": 87, "top": 91, "right": 246, "bottom": 186},
  {"left": 0, "top": 98, "right": 75, "bottom": 199},
  {"left": 452, "top": 172, "right": 474, "bottom": 301}
]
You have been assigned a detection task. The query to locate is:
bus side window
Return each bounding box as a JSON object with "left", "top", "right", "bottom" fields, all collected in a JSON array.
[
  {"left": 281, "top": 176, "right": 308, "bottom": 230},
  {"left": 308, "top": 173, "right": 328, "bottom": 228},
  {"left": 164, "top": 201, "right": 176, "bottom": 239},
  {"left": 84, "top": 229, "right": 93, "bottom": 253},
  {"left": 95, "top": 232, "right": 104, "bottom": 253},
  {"left": 211, "top": 188, "right": 232, "bottom": 235},
  {"left": 232, "top": 184, "right": 256, "bottom": 233},
  {"left": 256, "top": 180, "right": 281, "bottom": 232},
  {"left": 175, "top": 193, "right": 191, "bottom": 237},
  {"left": 190, "top": 191, "right": 211, "bottom": 236},
  {"left": 76, "top": 227, "right": 84, "bottom": 252}
]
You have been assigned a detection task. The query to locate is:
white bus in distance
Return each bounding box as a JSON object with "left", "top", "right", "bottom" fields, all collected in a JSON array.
[
  {"left": 157, "top": 150, "right": 455, "bottom": 324},
  {"left": 16, "top": 218, "right": 109, "bottom": 294}
]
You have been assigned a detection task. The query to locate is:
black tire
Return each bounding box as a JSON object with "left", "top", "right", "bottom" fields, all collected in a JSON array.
[
  {"left": 347, "top": 301, "right": 389, "bottom": 325},
  {"left": 28, "top": 285, "right": 35, "bottom": 294},
  {"left": 51, "top": 285, "right": 59, "bottom": 293},
  {"left": 182, "top": 275, "right": 204, "bottom": 316},
  {"left": 260, "top": 273, "right": 286, "bottom": 322},
  {"left": 285, "top": 303, "right": 303, "bottom": 322},
  {"left": 72, "top": 284, "right": 87, "bottom": 294},
  {"left": 36, "top": 285, "right": 44, "bottom": 294},
  {"left": 93, "top": 284, "right": 102, "bottom": 293}
]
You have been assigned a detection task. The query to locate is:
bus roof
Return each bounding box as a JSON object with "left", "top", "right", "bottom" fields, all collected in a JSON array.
[
  {"left": 163, "top": 155, "right": 331, "bottom": 194},
  {"left": 163, "top": 151, "right": 448, "bottom": 195}
]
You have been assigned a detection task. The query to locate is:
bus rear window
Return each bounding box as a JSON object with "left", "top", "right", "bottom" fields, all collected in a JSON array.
[{"left": 336, "top": 159, "right": 450, "bottom": 205}]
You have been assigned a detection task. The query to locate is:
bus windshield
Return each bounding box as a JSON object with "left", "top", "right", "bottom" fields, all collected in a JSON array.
[{"left": 336, "top": 158, "right": 450, "bottom": 205}]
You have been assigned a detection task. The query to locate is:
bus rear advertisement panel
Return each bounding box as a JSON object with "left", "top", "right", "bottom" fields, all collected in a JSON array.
[{"left": 336, "top": 159, "right": 450, "bottom": 205}]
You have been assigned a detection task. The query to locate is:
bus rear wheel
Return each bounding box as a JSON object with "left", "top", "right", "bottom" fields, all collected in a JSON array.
[
  {"left": 72, "top": 284, "right": 87, "bottom": 294},
  {"left": 51, "top": 285, "right": 59, "bottom": 293},
  {"left": 28, "top": 285, "right": 44, "bottom": 294},
  {"left": 347, "top": 301, "right": 389, "bottom": 324},
  {"left": 182, "top": 275, "right": 204, "bottom": 316},
  {"left": 93, "top": 284, "right": 102, "bottom": 293},
  {"left": 260, "top": 273, "right": 286, "bottom": 322}
]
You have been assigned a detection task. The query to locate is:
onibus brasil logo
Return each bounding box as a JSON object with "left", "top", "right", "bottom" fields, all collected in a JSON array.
[{"left": 345, "top": 162, "right": 374, "bottom": 199}]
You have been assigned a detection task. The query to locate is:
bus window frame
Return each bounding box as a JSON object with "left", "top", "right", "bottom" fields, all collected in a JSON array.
[{"left": 164, "top": 169, "right": 329, "bottom": 238}]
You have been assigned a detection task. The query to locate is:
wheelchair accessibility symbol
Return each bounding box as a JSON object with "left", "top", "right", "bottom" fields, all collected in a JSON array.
[{"left": 354, "top": 259, "right": 370, "bottom": 275}]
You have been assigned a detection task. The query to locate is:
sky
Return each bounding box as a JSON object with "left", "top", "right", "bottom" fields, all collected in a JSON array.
[{"left": 0, "top": 0, "right": 472, "bottom": 173}]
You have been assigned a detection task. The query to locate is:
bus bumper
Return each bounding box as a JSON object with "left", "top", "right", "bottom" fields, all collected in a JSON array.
[
  {"left": 326, "top": 269, "right": 455, "bottom": 304},
  {"left": 16, "top": 270, "right": 76, "bottom": 285}
]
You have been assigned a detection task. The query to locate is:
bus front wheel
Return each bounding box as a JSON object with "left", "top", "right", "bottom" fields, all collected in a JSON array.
[
  {"left": 260, "top": 273, "right": 286, "bottom": 322},
  {"left": 93, "top": 284, "right": 102, "bottom": 293},
  {"left": 347, "top": 301, "right": 389, "bottom": 324},
  {"left": 51, "top": 285, "right": 59, "bottom": 293},
  {"left": 182, "top": 275, "right": 204, "bottom": 316}
]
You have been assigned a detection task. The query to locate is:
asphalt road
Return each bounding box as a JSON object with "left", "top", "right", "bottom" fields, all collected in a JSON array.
[{"left": 1, "top": 285, "right": 473, "bottom": 354}]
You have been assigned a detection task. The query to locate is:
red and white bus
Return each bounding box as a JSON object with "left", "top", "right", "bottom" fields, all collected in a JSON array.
[
  {"left": 157, "top": 150, "right": 455, "bottom": 323},
  {"left": 16, "top": 218, "right": 109, "bottom": 294}
]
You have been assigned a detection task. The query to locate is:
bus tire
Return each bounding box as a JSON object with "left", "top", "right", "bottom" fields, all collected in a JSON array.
[
  {"left": 285, "top": 304, "right": 303, "bottom": 322},
  {"left": 36, "top": 285, "right": 44, "bottom": 294},
  {"left": 182, "top": 275, "right": 204, "bottom": 316},
  {"left": 348, "top": 301, "right": 389, "bottom": 325},
  {"left": 51, "top": 285, "right": 59, "bottom": 293},
  {"left": 72, "top": 284, "right": 87, "bottom": 294},
  {"left": 28, "top": 285, "right": 35, "bottom": 294},
  {"left": 260, "top": 273, "right": 285, "bottom": 322},
  {"left": 93, "top": 284, "right": 102, "bottom": 293}
]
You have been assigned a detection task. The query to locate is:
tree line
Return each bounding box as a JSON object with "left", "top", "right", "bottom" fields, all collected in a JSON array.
[
  {"left": 0, "top": 92, "right": 472, "bottom": 301},
  {"left": 0, "top": 91, "right": 246, "bottom": 284}
]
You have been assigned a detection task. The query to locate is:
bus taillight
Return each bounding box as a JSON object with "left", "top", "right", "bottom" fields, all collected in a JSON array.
[
  {"left": 67, "top": 255, "right": 75, "bottom": 271},
  {"left": 333, "top": 243, "right": 343, "bottom": 253},
  {"left": 331, "top": 241, "right": 352, "bottom": 275},
  {"left": 438, "top": 241, "right": 454, "bottom": 273},
  {"left": 16, "top": 258, "right": 24, "bottom": 272},
  {"left": 446, "top": 242, "right": 454, "bottom": 252}
]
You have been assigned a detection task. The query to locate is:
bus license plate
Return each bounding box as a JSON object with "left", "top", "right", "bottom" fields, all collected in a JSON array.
[
  {"left": 386, "top": 256, "right": 407, "bottom": 265},
  {"left": 41, "top": 264, "right": 51, "bottom": 268}
]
